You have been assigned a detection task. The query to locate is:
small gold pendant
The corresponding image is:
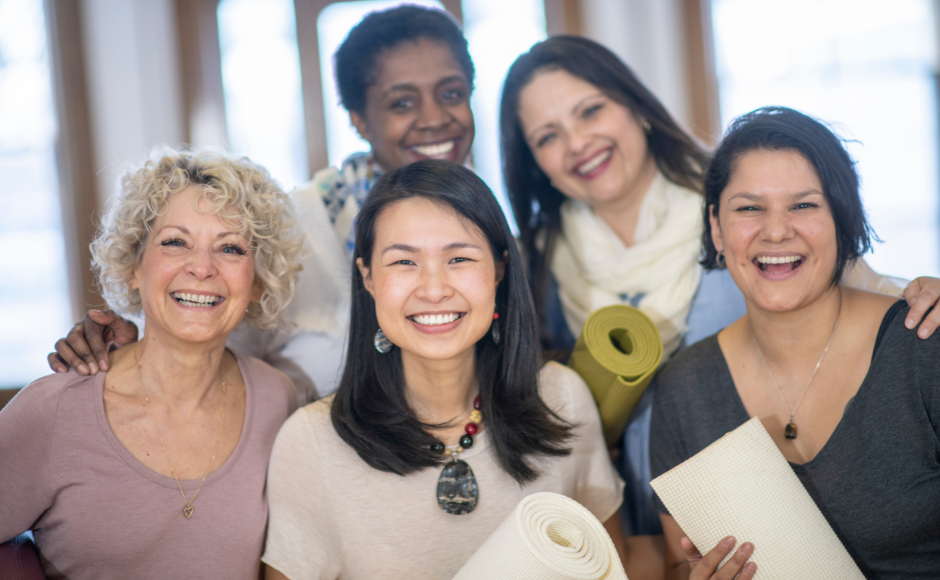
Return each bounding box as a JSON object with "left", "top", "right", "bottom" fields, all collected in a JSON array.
[
  {"left": 183, "top": 505, "right": 194, "bottom": 518},
  {"left": 784, "top": 422, "right": 798, "bottom": 439}
]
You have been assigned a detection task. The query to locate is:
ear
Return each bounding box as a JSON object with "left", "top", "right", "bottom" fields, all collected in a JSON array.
[
  {"left": 357, "top": 257, "right": 374, "bottom": 297},
  {"left": 249, "top": 277, "right": 264, "bottom": 303},
  {"left": 349, "top": 110, "right": 371, "bottom": 143},
  {"left": 708, "top": 203, "right": 724, "bottom": 255},
  {"left": 128, "top": 266, "right": 140, "bottom": 291},
  {"left": 495, "top": 250, "right": 508, "bottom": 285}
]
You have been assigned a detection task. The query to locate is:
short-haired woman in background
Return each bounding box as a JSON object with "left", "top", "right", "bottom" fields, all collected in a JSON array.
[
  {"left": 651, "top": 107, "right": 940, "bottom": 579},
  {"left": 0, "top": 148, "right": 302, "bottom": 579}
]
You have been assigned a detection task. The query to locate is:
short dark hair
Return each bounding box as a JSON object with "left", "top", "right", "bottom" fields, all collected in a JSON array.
[
  {"left": 331, "top": 159, "right": 572, "bottom": 484},
  {"left": 701, "top": 106, "right": 875, "bottom": 284},
  {"left": 334, "top": 5, "right": 474, "bottom": 115},
  {"left": 499, "top": 35, "right": 709, "bottom": 345}
]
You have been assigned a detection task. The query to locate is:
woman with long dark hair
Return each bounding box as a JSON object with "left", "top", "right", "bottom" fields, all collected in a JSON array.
[
  {"left": 499, "top": 35, "right": 940, "bottom": 539},
  {"left": 260, "top": 160, "right": 745, "bottom": 580}
]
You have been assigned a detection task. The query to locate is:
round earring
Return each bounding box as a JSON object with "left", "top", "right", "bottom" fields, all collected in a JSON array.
[
  {"left": 374, "top": 328, "right": 393, "bottom": 354},
  {"left": 491, "top": 312, "right": 501, "bottom": 345},
  {"left": 641, "top": 118, "right": 651, "bottom": 133}
]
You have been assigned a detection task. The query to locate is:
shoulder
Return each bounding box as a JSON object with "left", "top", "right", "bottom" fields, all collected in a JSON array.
[
  {"left": 538, "top": 361, "right": 597, "bottom": 423},
  {"left": 237, "top": 354, "right": 298, "bottom": 415},
  {"left": 0, "top": 371, "right": 93, "bottom": 435},
  {"left": 655, "top": 335, "right": 726, "bottom": 408}
]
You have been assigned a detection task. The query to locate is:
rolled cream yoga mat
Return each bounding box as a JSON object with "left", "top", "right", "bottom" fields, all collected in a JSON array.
[
  {"left": 567, "top": 305, "right": 663, "bottom": 445},
  {"left": 452, "top": 492, "right": 628, "bottom": 580},
  {"left": 650, "top": 417, "right": 865, "bottom": 579}
]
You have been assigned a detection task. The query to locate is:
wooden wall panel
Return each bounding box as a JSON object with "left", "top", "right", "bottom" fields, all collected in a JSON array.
[
  {"left": 176, "top": 0, "right": 229, "bottom": 146},
  {"left": 45, "top": 0, "right": 102, "bottom": 317},
  {"left": 682, "top": 0, "right": 721, "bottom": 145}
]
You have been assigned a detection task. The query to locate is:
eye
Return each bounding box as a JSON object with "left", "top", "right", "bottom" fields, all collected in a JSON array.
[
  {"left": 221, "top": 244, "right": 247, "bottom": 256},
  {"left": 735, "top": 205, "right": 760, "bottom": 212},
  {"left": 535, "top": 133, "right": 556, "bottom": 148},
  {"left": 392, "top": 259, "right": 416, "bottom": 266},
  {"left": 390, "top": 98, "right": 414, "bottom": 111},
  {"left": 450, "top": 257, "right": 473, "bottom": 264},
  {"left": 442, "top": 88, "right": 465, "bottom": 101},
  {"left": 161, "top": 237, "right": 186, "bottom": 247},
  {"left": 583, "top": 103, "right": 603, "bottom": 118},
  {"left": 793, "top": 202, "right": 818, "bottom": 210}
]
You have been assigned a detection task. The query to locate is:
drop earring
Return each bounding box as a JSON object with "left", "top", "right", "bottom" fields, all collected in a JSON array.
[
  {"left": 374, "top": 328, "right": 393, "bottom": 353},
  {"left": 491, "top": 312, "right": 501, "bottom": 345},
  {"left": 717, "top": 251, "right": 727, "bottom": 268}
]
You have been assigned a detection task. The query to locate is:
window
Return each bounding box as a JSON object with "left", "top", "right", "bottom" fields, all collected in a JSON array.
[
  {"left": 0, "top": 0, "right": 71, "bottom": 387},
  {"left": 713, "top": 0, "right": 939, "bottom": 278},
  {"left": 218, "top": 0, "right": 309, "bottom": 191}
]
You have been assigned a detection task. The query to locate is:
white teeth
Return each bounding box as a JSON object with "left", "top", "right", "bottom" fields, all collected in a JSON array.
[
  {"left": 412, "top": 313, "right": 460, "bottom": 326},
  {"left": 172, "top": 292, "right": 221, "bottom": 307},
  {"left": 412, "top": 140, "right": 455, "bottom": 157},
  {"left": 756, "top": 256, "right": 802, "bottom": 264},
  {"left": 576, "top": 149, "right": 612, "bottom": 175}
]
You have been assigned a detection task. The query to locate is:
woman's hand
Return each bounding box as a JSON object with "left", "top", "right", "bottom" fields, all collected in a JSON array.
[
  {"left": 904, "top": 277, "right": 940, "bottom": 339},
  {"left": 47, "top": 310, "right": 138, "bottom": 375},
  {"left": 685, "top": 535, "right": 756, "bottom": 580}
]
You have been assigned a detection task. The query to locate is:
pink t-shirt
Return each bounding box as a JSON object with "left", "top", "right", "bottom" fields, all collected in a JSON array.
[{"left": 0, "top": 353, "right": 296, "bottom": 580}]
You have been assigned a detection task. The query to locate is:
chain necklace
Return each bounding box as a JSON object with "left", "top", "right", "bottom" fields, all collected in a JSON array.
[
  {"left": 750, "top": 304, "right": 840, "bottom": 440},
  {"left": 136, "top": 353, "right": 227, "bottom": 519}
]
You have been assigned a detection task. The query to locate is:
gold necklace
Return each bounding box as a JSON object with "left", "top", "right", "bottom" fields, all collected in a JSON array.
[
  {"left": 750, "top": 302, "right": 840, "bottom": 441},
  {"left": 136, "top": 354, "right": 227, "bottom": 519}
]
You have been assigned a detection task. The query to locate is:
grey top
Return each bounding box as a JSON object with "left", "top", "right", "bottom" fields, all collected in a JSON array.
[{"left": 650, "top": 301, "right": 940, "bottom": 578}]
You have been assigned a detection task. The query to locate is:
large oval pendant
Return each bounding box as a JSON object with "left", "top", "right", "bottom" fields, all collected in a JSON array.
[
  {"left": 785, "top": 422, "right": 798, "bottom": 439},
  {"left": 437, "top": 459, "right": 479, "bottom": 515}
]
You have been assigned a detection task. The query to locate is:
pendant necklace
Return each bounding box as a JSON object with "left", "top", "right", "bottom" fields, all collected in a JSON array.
[
  {"left": 750, "top": 306, "right": 840, "bottom": 440},
  {"left": 137, "top": 354, "right": 227, "bottom": 519},
  {"left": 429, "top": 395, "right": 482, "bottom": 515}
]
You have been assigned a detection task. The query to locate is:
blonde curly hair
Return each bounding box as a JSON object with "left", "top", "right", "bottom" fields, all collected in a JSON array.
[{"left": 91, "top": 146, "right": 304, "bottom": 329}]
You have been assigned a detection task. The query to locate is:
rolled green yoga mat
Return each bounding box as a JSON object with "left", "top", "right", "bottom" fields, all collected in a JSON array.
[{"left": 568, "top": 304, "right": 663, "bottom": 446}]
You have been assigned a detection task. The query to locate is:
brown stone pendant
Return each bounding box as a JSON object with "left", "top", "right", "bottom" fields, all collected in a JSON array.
[{"left": 784, "top": 422, "right": 798, "bottom": 439}]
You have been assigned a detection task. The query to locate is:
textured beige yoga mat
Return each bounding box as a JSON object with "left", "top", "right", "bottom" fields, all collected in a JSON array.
[
  {"left": 452, "top": 492, "right": 628, "bottom": 580},
  {"left": 568, "top": 305, "right": 663, "bottom": 445},
  {"left": 650, "top": 417, "right": 864, "bottom": 579}
]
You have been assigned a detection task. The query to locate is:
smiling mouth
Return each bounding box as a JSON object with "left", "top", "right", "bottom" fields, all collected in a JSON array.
[
  {"left": 575, "top": 149, "right": 612, "bottom": 176},
  {"left": 172, "top": 292, "right": 222, "bottom": 308},
  {"left": 409, "top": 312, "right": 464, "bottom": 326},
  {"left": 410, "top": 140, "right": 456, "bottom": 158},
  {"left": 755, "top": 255, "right": 803, "bottom": 273}
]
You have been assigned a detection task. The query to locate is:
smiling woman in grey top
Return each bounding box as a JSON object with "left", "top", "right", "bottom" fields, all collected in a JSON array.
[{"left": 650, "top": 107, "right": 940, "bottom": 579}]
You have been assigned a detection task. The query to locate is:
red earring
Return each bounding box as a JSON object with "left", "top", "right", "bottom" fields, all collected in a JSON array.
[{"left": 493, "top": 312, "right": 499, "bottom": 320}]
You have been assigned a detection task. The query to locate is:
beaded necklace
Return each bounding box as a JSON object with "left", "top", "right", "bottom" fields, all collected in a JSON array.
[{"left": 429, "top": 395, "right": 482, "bottom": 515}]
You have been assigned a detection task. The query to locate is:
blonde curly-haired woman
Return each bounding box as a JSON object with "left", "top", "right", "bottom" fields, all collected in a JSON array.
[{"left": 0, "top": 147, "right": 303, "bottom": 580}]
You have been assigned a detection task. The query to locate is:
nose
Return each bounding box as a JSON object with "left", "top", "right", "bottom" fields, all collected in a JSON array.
[
  {"left": 415, "top": 98, "right": 451, "bottom": 132},
  {"left": 566, "top": 125, "right": 592, "bottom": 158},
  {"left": 186, "top": 247, "right": 218, "bottom": 281},
  {"left": 761, "top": 206, "right": 795, "bottom": 244},
  {"left": 414, "top": 263, "right": 453, "bottom": 303}
]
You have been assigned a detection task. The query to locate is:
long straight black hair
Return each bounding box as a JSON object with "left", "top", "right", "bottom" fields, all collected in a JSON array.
[
  {"left": 500, "top": 35, "right": 710, "bottom": 346},
  {"left": 331, "top": 159, "right": 572, "bottom": 484}
]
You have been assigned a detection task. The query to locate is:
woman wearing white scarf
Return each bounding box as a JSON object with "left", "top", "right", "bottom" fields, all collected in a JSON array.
[{"left": 499, "top": 35, "right": 940, "bottom": 559}]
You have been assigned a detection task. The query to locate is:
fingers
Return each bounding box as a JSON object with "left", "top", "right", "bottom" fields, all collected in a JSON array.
[
  {"left": 680, "top": 535, "right": 703, "bottom": 565},
  {"left": 81, "top": 311, "right": 111, "bottom": 372},
  {"left": 63, "top": 319, "right": 100, "bottom": 375},
  {"left": 689, "top": 536, "right": 756, "bottom": 580},
  {"left": 88, "top": 309, "right": 139, "bottom": 349},
  {"left": 904, "top": 277, "right": 940, "bottom": 339},
  {"left": 47, "top": 352, "right": 70, "bottom": 373},
  {"left": 53, "top": 334, "right": 91, "bottom": 375}
]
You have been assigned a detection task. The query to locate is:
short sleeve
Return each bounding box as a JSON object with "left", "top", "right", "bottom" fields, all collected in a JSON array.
[
  {"left": 0, "top": 375, "right": 63, "bottom": 540},
  {"left": 262, "top": 405, "right": 343, "bottom": 580},
  {"left": 542, "top": 362, "right": 625, "bottom": 523}
]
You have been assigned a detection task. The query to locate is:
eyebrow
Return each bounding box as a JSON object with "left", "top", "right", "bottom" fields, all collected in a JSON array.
[
  {"left": 381, "top": 75, "right": 466, "bottom": 98},
  {"left": 157, "top": 225, "right": 240, "bottom": 238},
  {"left": 381, "top": 242, "right": 481, "bottom": 255},
  {"left": 525, "top": 92, "right": 606, "bottom": 143}
]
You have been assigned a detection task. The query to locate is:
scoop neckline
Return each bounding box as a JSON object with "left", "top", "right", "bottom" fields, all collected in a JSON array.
[
  {"left": 713, "top": 300, "right": 905, "bottom": 470},
  {"left": 93, "top": 351, "right": 254, "bottom": 490}
]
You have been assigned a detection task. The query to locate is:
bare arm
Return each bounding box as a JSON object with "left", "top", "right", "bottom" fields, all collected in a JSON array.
[
  {"left": 47, "top": 310, "right": 138, "bottom": 375},
  {"left": 661, "top": 513, "right": 756, "bottom": 580},
  {"left": 263, "top": 565, "right": 289, "bottom": 580}
]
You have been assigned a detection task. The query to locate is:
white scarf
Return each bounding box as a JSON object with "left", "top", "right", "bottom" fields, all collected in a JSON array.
[{"left": 552, "top": 173, "right": 704, "bottom": 356}]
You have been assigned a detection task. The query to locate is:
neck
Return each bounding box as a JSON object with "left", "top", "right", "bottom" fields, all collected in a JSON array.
[
  {"left": 401, "top": 349, "right": 477, "bottom": 426},
  {"left": 132, "top": 329, "right": 229, "bottom": 410},
  {"left": 592, "top": 154, "right": 658, "bottom": 247},
  {"left": 748, "top": 285, "right": 843, "bottom": 371}
]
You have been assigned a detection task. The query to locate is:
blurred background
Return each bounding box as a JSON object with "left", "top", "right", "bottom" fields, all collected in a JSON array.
[{"left": 1, "top": 0, "right": 938, "bottom": 388}]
